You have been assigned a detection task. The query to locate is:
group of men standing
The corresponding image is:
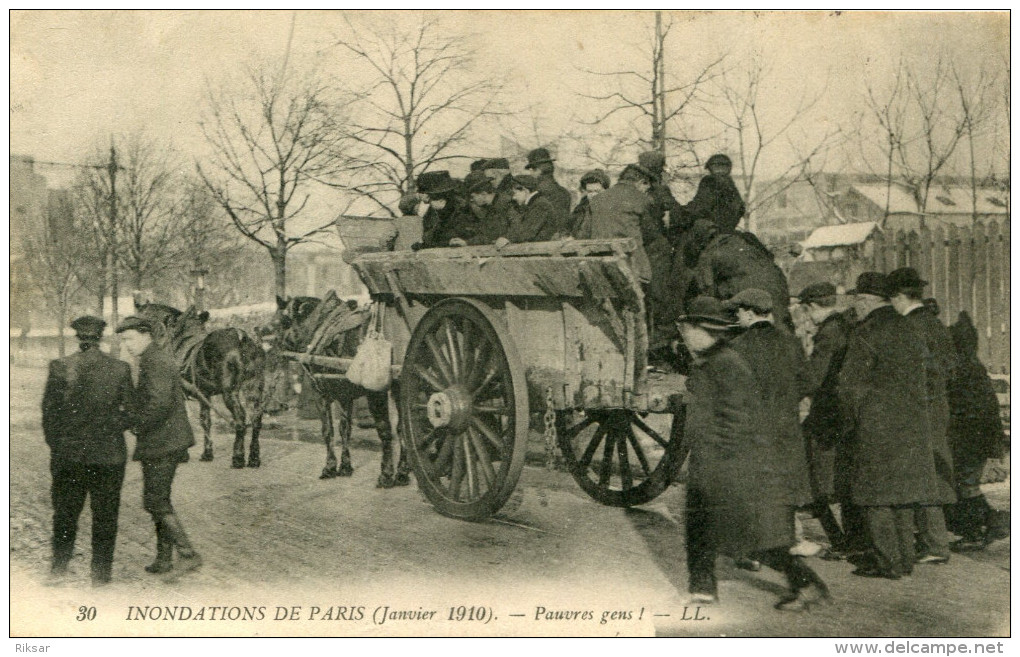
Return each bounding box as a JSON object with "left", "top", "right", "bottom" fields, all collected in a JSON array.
[
  {"left": 42, "top": 315, "right": 201, "bottom": 586},
  {"left": 676, "top": 265, "right": 1006, "bottom": 611}
]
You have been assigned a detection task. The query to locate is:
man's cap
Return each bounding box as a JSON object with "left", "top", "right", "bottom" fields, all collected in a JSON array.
[
  {"left": 70, "top": 315, "right": 106, "bottom": 339},
  {"left": 677, "top": 296, "right": 736, "bottom": 329},
  {"left": 464, "top": 171, "right": 495, "bottom": 195},
  {"left": 416, "top": 170, "right": 458, "bottom": 196},
  {"left": 483, "top": 157, "right": 510, "bottom": 170},
  {"left": 620, "top": 162, "right": 655, "bottom": 183},
  {"left": 705, "top": 153, "right": 733, "bottom": 169},
  {"left": 115, "top": 316, "right": 153, "bottom": 334},
  {"left": 847, "top": 272, "right": 890, "bottom": 299},
  {"left": 524, "top": 147, "right": 555, "bottom": 169},
  {"left": 886, "top": 267, "right": 928, "bottom": 293},
  {"left": 469, "top": 159, "right": 490, "bottom": 172},
  {"left": 579, "top": 168, "right": 611, "bottom": 190},
  {"left": 638, "top": 150, "right": 666, "bottom": 174},
  {"left": 511, "top": 174, "right": 540, "bottom": 192},
  {"left": 723, "top": 288, "right": 774, "bottom": 313},
  {"left": 796, "top": 282, "right": 837, "bottom": 304}
]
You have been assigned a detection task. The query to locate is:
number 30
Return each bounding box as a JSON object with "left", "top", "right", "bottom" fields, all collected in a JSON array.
[{"left": 76, "top": 606, "right": 97, "bottom": 621}]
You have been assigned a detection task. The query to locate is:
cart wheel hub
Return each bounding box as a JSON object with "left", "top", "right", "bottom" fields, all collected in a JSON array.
[{"left": 426, "top": 387, "right": 472, "bottom": 432}]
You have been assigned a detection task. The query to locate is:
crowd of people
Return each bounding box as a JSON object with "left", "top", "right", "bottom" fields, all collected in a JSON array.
[
  {"left": 39, "top": 147, "right": 1007, "bottom": 611},
  {"left": 676, "top": 268, "right": 1008, "bottom": 612}
]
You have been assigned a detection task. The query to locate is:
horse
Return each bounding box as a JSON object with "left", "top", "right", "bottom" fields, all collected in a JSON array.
[
  {"left": 134, "top": 302, "right": 266, "bottom": 468},
  {"left": 270, "top": 294, "right": 410, "bottom": 488}
]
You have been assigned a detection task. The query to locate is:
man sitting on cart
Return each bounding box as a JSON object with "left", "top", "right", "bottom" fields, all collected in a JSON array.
[{"left": 417, "top": 170, "right": 476, "bottom": 249}]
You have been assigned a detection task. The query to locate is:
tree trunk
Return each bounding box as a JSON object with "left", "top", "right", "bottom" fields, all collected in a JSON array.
[
  {"left": 56, "top": 301, "right": 67, "bottom": 358},
  {"left": 272, "top": 245, "right": 287, "bottom": 300}
]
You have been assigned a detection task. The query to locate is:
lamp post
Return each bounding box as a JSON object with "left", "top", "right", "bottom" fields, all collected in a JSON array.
[{"left": 191, "top": 267, "right": 210, "bottom": 312}]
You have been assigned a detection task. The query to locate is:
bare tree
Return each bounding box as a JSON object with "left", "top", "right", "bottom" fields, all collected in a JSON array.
[
  {"left": 22, "top": 194, "right": 88, "bottom": 355},
  {"left": 702, "top": 57, "right": 838, "bottom": 231},
  {"left": 577, "top": 11, "right": 724, "bottom": 169},
  {"left": 328, "top": 14, "right": 506, "bottom": 213},
  {"left": 197, "top": 61, "right": 347, "bottom": 298},
  {"left": 951, "top": 61, "right": 998, "bottom": 223},
  {"left": 116, "top": 134, "right": 183, "bottom": 293},
  {"left": 68, "top": 162, "right": 115, "bottom": 314}
]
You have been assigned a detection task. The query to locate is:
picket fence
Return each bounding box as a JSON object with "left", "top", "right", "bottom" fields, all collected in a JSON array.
[{"left": 870, "top": 219, "right": 1010, "bottom": 374}]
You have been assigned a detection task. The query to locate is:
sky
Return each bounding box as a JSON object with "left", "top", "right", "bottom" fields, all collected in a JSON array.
[{"left": 10, "top": 10, "right": 1010, "bottom": 192}]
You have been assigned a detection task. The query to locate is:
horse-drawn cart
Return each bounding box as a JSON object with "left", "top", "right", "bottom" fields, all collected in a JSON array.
[{"left": 283, "top": 229, "right": 689, "bottom": 521}]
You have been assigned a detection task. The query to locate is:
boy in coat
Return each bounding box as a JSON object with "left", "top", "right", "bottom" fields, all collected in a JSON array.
[{"left": 117, "top": 316, "right": 200, "bottom": 576}]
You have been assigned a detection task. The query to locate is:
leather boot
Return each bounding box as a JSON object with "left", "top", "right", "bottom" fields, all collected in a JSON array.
[
  {"left": 161, "top": 514, "right": 202, "bottom": 573},
  {"left": 145, "top": 521, "right": 174, "bottom": 573}
]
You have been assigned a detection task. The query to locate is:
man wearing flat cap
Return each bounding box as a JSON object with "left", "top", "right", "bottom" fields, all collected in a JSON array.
[
  {"left": 794, "top": 282, "right": 865, "bottom": 560},
  {"left": 888, "top": 267, "right": 956, "bottom": 564},
  {"left": 582, "top": 163, "right": 657, "bottom": 286},
  {"left": 678, "top": 296, "right": 828, "bottom": 611},
  {"left": 117, "top": 316, "right": 200, "bottom": 577},
  {"left": 498, "top": 174, "right": 566, "bottom": 245},
  {"left": 524, "top": 147, "right": 572, "bottom": 223},
  {"left": 838, "top": 272, "right": 940, "bottom": 579},
  {"left": 463, "top": 171, "right": 506, "bottom": 246},
  {"left": 675, "top": 153, "right": 746, "bottom": 234},
  {"left": 42, "top": 315, "right": 133, "bottom": 585}
]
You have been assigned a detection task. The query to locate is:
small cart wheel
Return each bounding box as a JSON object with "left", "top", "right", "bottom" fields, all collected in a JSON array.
[
  {"left": 557, "top": 408, "right": 686, "bottom": 507},
  {"left": 400, "top": 298, "right": 529, "bottom": 520}
]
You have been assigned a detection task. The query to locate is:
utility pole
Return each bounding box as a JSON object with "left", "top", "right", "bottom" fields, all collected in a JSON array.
[{"left": 107, "top": 141, "right": 121, "bottom": 358}]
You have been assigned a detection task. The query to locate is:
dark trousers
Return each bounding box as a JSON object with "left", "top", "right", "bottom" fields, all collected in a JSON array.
[
  {"left": 864, "top": 505, "right": 916, "bottom": 576},
  {"left": 51, "top": 460, "right": 125, "bottom": 577},
  {"left": 685, "top": 487, "right": 820, "bottom": 596},
  {"left": 141, "top": 457, "right": 180, "bottom": 521}
]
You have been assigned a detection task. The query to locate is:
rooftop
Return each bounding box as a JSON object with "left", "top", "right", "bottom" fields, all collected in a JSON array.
[{"left": 801, "top": 221, "right": 880, "bottom": 249}]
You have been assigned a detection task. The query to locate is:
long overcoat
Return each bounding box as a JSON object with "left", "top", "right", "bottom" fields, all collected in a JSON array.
[
  {"left": 798, "top": 310, "right": 854, "bottom": 500},
  {"left": 536, "top": 171, "right": 573, "bottom": 220},
  {"left": 837, "top": 305, "right": 940, "bottom": 506},
  {"left": 947, "top": 314, "right": 1006, "bottom": 465},
  {"left": 585, "top": 181, "right": 653, "bottom": 282},
  {"left": 130, "top": 342, "right": 196, "bottom": 461},
  {"left": 904, "top": 305, "right": 957, "bottom": 504},
  {"left": 684, "top": 340, "right": 800, "bottom": 555},
  {"left": 729, "top": 321, "right": 812, "bottom": 507},
  {"left": 42, "top": 346, "right": 133, "bottom": 465},
  {"left": 693, "top": 232, "right": 792, "bottom": 329}
]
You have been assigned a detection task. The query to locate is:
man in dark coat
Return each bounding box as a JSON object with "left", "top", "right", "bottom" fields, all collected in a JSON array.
[
  {"left": 888, "top": 267, "right": 956, "bottom": 564},
  {"left": 838, "top": 273, "right": 941, "bottom": 579},
  {"left": 679, "top": 296, "right": 828, "bottom": 611},
  {"left": 42, "top": 316, "right": 133, "bottom": 585},
  {"left": 690, "top": 219, "right": 793, "bottom": 330},
  {"left": 117, "top": 317, "right": 200, "bottom": 576},
  {"left": 524, "top": 147, "right": 572, "bottom": 221},
  {"left": 463, "top": 171, "right": 506, "bottom": 245},
  {"left": 417, "top": 170, "right": 475, "bottom": 248},
  {"left": 567, "top": 168, "right": 610, "bottom": 238},
  {"left": 635, "top": 151, "right": 676, "bottom": 331},
  {"left": 795, "top": 282, "right": 865, "bottom": 559},
  {"left": 581, "top": 163, "right": 655, "bottom": 284},
  {"left": 946, "top": 312, "right": 1008, "bottom": 551},
  {"left": 675, "top": 153, "right": 746, "bottom": 233},
  {"left": 497, "top": 174, "right": 566, "bottom": 244},
  {"left": 482, "top": 158, "right": 522, "bottom": 233}
]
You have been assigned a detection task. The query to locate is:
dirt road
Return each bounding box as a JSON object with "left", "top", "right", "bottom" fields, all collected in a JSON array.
[{"left": 9, "top": 365, "right": 1010, "bottom": 637}]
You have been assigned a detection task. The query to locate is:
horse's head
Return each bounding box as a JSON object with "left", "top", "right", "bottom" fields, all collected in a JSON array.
[
  {"left": 133, "top": 301, "right": 184, "bottom": 345},
  {"left": 272, "top": 295, "right": 322, "bottom": 351}
]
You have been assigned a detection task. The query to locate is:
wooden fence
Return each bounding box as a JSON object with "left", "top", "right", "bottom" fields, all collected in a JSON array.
[{"left": 871, "top": 219, "right": 1010, "bottom": 374}]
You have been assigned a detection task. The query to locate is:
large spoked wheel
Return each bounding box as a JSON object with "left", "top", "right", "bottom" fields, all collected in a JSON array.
[
  {"left": 400, "top": 298, "right": 530, "bottom": 520},
  {"left": 557, "top": 408, "right": 686, "bottom": 507}
]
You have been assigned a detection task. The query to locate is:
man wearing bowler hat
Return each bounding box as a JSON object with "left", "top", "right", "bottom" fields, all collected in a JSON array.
[
  {"left": 117, "top": 316, "right": 201, "bottom": 577},
  {"left": 888, "top": 267, "right": 956, "bottom": 564},
  {"left": 838, "top": 272, "right": 940, "bottom": 579},
  {"left": 416, "top": 170, "right": 474, "bottom": 249},
  {"left": 524, "top": 147, "right": 572, "bottom": 222},
  {"left": 795, "top": 282, "right": 865, "bottom": 560},
  {"left": 42, "top": 315, "right": 133, "bottom": 585}
]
